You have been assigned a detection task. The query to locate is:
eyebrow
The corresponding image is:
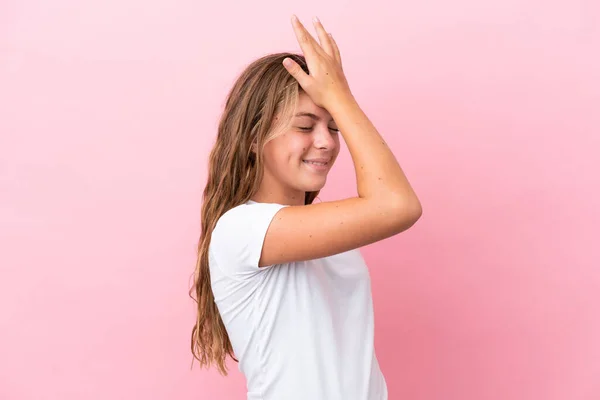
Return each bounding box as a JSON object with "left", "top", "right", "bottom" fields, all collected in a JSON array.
[{"left": 294, "top": 112, "right": 334, "bottom": 122}]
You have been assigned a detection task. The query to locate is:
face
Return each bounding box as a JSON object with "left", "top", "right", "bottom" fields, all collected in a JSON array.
[{"left": 257, "top": 91, "right": 341, "bottom": 205}]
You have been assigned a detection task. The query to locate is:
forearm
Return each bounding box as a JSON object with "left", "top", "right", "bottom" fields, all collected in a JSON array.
[{"left": 329, "top": 94, "right": 421, "bottom": 209}]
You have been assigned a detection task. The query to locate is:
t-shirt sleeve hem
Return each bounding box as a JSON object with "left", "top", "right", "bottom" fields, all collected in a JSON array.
[{"left": 247, "top": 203, "right": 290, "bottom": 271}]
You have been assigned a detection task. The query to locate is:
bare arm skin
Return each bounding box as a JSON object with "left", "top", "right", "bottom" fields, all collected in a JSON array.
[{"left": 258, "top": 16, "right": 422, "bottom": 267}]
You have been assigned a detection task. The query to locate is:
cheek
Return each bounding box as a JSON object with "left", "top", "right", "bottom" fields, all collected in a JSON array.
[
  {"left": 332, "top": 136, "right": 341, "bottom": 157},
  {"left": 265, "top": 141, "right": 302, "bottom": 170},
  {"left": 289, "top": 138, "right": 312, "bottom": 160},
  {"left": 266, "top": 134, "right": 315, "bottom": 169},
  {"left": 262, "top": 143, "right": 284, "bottom": 171}
]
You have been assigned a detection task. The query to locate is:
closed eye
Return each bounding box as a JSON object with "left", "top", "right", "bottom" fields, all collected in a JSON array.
[{"left": 299, "top": 127, "right": 340, "bottom": 133}]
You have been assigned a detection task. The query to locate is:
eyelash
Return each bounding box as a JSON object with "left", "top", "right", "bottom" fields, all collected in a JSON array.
[{"left": 299, "top": 127, "right": 340, "bottom": 133}]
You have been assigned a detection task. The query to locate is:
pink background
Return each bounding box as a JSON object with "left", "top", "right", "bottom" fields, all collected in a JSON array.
[{"left": 1, "top": 1, "right": 599, "bottom": 399}]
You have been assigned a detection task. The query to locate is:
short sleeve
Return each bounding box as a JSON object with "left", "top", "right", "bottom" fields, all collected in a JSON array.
[{"left": 210, "top": 202, "right": 289, "bottom": 276}]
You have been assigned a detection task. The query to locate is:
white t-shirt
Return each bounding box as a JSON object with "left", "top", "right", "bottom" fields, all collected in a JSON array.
[{"left": 209, "top": 199, "right": 388, "bottom": 400}]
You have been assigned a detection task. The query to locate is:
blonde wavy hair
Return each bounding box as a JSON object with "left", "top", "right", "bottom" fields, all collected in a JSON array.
[{"left": 189, "top": 52, "right": 320, "bottom": 375}]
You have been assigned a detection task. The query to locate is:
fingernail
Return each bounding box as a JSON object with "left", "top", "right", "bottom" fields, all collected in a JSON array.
[
  {"left": 292, "top": 15, "right": 298, "bottom": 23},
  {"left": 313, "top": 16, "right": 320, "bottom": 24}
]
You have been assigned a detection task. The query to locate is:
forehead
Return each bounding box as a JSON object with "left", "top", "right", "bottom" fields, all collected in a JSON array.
[{"left": 294, "top": 91, "right": 333, "bottom": 122}]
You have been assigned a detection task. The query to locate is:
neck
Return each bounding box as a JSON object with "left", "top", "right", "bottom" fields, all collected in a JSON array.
[{"left": 251, "top": 172, "right": 305, "bottom": 206}]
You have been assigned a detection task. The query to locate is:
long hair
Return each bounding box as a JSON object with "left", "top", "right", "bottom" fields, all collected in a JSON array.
[{"left": 189, "top": 52, "right": 319, "bottom": 375}]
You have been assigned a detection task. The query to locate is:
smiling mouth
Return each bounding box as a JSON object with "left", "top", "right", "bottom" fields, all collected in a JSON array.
[{"left": 302, "top": 160, "right": 328, "bottom": 166}]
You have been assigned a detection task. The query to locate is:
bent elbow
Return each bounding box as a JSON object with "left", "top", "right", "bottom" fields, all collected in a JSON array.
[
  {"left": 390, "top": 197, "right": 422, "bottom": 231},
  {"left": 411, "top": 200, "right": 423, "bottom": 220}
]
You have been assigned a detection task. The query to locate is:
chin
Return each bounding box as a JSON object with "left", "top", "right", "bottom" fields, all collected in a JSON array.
[
  {"left": 301, "top": 178, "right": 327, "bottom": 192},
  {"left": 295, "top": 167, "right": 330, "bottom": 191}
]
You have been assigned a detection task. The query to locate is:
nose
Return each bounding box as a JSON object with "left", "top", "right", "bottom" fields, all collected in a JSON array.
[{"left": 313, "top": 125, "right": 337, "bottom": 150}]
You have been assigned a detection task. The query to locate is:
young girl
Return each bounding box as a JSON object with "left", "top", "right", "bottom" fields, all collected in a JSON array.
[{"left": 190, "top": 15, "right": 422, "bottom": 400}]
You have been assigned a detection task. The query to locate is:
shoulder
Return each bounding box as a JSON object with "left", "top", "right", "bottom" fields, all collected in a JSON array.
[
  {"left": 213, "top": 202, "right": 288, "bottom": 238},
  {"left": 210, "top": 201, "right": 289, "bottom": 274}
]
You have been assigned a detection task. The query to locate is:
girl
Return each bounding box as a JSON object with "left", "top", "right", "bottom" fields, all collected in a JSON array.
[{"left": 190, "top": 15, "right": 422, "bottom": 400}]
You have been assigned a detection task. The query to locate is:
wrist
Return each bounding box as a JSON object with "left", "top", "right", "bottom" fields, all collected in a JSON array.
[{"left": 327, "top": 91, "right": 359, "bottom": 116}]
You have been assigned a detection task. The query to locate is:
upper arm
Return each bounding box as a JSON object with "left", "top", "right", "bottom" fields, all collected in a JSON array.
[
  {"left": 258, "top": 197, "right": 422, "bottom": 267},
  {"left": 210, "top": 202, "right": 288, "bottom": 275}
]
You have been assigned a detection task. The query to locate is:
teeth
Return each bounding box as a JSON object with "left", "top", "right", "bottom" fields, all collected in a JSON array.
[{"left": 304, "top": 160, "right": 326, "bottom": 166}]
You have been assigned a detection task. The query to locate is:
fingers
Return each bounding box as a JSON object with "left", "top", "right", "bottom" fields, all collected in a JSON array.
[
  {"left": 312, "top": 17, "right": 334, "bottom": 58},
  {"left": 282, "top": 57, "right": 310, "bottom": 89},
  {"left": 291, "top": 15, "right": 323, "bottom": 58},
  {"left": 328, "top": 33, "right": 342, "bottom": 69},
  {"left": 291, "top": 15, "right": 342, "bottom": 69}
]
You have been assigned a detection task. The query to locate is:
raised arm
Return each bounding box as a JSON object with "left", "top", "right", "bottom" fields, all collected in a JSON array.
[{"left": 258, "top": 16, "right": 422, "bottom": 267}]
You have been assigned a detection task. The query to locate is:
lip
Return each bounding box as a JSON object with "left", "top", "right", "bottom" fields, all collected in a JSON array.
[
  {"left": 303, "top": 157, "right": 331, "bottom": 163},
  {"left": 302, "top": 159, "right": 329, "bottom": 172}
]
